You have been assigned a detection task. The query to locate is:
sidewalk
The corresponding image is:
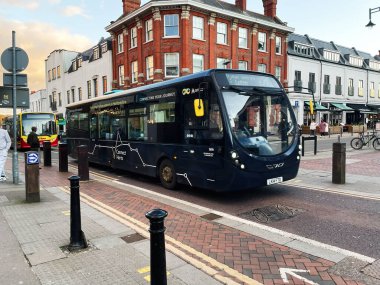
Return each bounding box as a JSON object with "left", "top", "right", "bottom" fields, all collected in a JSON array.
[{"left": 1, "top": 146, "right": 379, "bottom": 284}]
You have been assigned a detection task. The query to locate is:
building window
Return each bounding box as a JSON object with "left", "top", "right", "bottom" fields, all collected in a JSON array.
[
  {"left": 87, "top": 80, "right": 91, "bottom": 98},
  {"left": 370, "top": 81, "right": 375, "bottom": 98},
  {"left": 102, "top": 76, "right": 107, "bottom": 94},
  {"left": 358, "top": 80, "right": 364, "bottom": 97},
  {"left": 131, "top": 27, "right": 137, "bottom": 48},
  {"left": 238, "top": 27, "right": 248, "bottom": 48},
  {"left": 101, "top": 43, "right": 108, "bottom": 53},
  {"left": 71, "top": 88, "right": 75, "bottom": 103},
  {"left": 323, "top": 50, "right": 340, "bottom": 62},
  {"left": 78, "top": 57, "right": 82, "bottom": 68},
  {"left": 93, "top": 78, "right": 98, "bottom": 97},
  {"left": 323, "top": 75, "right": 330, "bottom": 94},
  {"left": 335, "top": 76, "right": 342, "bottom": 95},
  {"left": 164, "top": 14, "right": 179, "bottom": 37},
  {"left": 193, "top": 54, "right": 204, "bottom": 73},
  {"left": 217, "top": 58, "right": 229, "bottom": 68},
  {"left": 78, "top": 87, "right": 82, "bottom": 101},
  {"left": 52, "top": 68, "right": 56, "bottom": 80},
  {"left": 258, "top": 64, "right": 266, "bottom": 73},
  {"left": 131, "top": 61, "right": 138, "bottom": 83},
  {"left": 57, "top": 66, "right": 61, "bottom": 78},
  {"left": 192, "top": 16, "right": 204, "bottom": 40},
  {"left": 275, "top": 36, "right": 282, "bottom": 54},
  {"left": 146, "top": 56, "right": 154, "bottom": 80},
  {"left": 118, "top": 65, "right": 124, "bottom": 86},
  {"left": 58, "top": 92, "right": 62, "bottom": 106},
  {"left": 258, "top": 32, "right": 266, "bottom": 51},
  {"left": 238, "top": 61, "right": 248, "bottom": 70},
  {"left": 67, "top": 91, "right": 70, "bottom": 104},
  {"left": 295, "top": 70, "right": 302, "bottom": 91},
  {"left": 348, "top": 78, "right": 354, "bottom": 96},
  {"left": 369, "top": 60, "right": 380, "bottom": 71},
  {"left": 93, "top": 47, "right": 100, "bottom": 60},
  {"left": 48, "top": 70, "right": 51, "bottom": 82},
  {"left": 117, "top": 33, "right": 124, "bottom": 53},
  {"left": 145, "top": 19, "right": 153, "bottom": 42},
  {"left": 275, "top": 66, "right": 281, "bottom": 81},
  {"left": 216, "top": 22, "right": 227, "bottom": 44},
  {"left": 349, "top": 56, "right": 363, "bottom": 67},
  {"left": 164, "top": 53, "right": 179, "bottom": 77},
  {"left": 72, "top": 60, "right": 77, "bottom": 71},
  {"left": 378, "top": 83, "right": 380, "bottom": 98},
  {"left": 294, "top": 43, "right": 313, "bottom": 56}
]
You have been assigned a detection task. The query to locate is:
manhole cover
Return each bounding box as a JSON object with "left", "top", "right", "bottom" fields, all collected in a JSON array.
[
  {"left": 200, "top": 213, "right": 222, "bottom": 221},
  {"left": 121, "top": 233, "right": 146, "bottom": 243},
  {"left": 238, "top": 204, "right": 303, "bottom": 223}
]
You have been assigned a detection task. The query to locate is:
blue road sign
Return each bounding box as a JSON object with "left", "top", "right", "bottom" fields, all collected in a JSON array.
[{"left": 26, "top": 152, "right": 39, "bottom": 165}]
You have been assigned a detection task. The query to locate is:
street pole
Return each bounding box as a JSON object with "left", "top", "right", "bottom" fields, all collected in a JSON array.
[{"left": 12, "top": 30, "right": 19, "bottom": 184}]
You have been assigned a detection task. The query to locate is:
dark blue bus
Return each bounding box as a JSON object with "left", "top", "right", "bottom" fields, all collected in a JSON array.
[{"left": 66, "top": 69, "right": 301, "bottom": 191}]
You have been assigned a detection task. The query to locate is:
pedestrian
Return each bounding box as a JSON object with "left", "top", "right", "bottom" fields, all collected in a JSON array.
[
  {"left": 319, "top": 120, "right": 327, "bottom": 137},
  {"left": 0, "top": 127, "right": 11, "bottom": 182},
  {"left": 309, "top": 120, "right": 317, "bottom": 136},
  {"left": 27, "top": 126, "right": 40, "bottom": 151}
]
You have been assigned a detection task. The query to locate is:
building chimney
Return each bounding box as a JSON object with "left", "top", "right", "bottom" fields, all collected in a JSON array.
[
  {"left": 235, "top": 0, "right": 246, "bottom": 11},
  {"left": 262, "top": 0, "right": 277, "bottom": 18},
  {"left": 123, "top": 0, "right": 140, "bottom": 15}
]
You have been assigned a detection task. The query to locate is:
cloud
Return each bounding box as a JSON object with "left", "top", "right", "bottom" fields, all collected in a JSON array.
[
  {"left": 48, "top": 0, "right": 61, "bottom": 4},
  {"left": 0, "top": 0, "right": 39, "bottom": 10},
  {"left": 0, "top": 17, "right": 92, "bottom": 92},
  {"left": 62, "top": 5, "right": 90, "bottom": 19}
]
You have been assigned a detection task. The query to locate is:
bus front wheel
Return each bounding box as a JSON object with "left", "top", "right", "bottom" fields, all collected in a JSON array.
[{"left": 159, "top": 159, "right": 177, "bottom": 190}]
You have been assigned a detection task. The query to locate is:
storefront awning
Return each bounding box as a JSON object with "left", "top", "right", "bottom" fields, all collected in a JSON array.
[
  {"left": 330, "top": 103, "right": 353, "bottom": 111},
  {"left": 346, "top": 104, "right": 376, "bottom": 114},
  {"left": 367, "top": 105, "right": 380, "bottom": 114},
  {"left": 304, "top": 101, "right": 329, "bottom": 111}
]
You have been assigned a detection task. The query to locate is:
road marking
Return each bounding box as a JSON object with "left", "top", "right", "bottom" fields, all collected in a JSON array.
[
  {"left": 58, "top": 186, "right": 261, "bottom": 285},
  {"left": 61, "top": 210, "right": 70, "bottom": 216},
  {"left": 280, "top": 268, "right": 319, "bottom": 285},
  {"left": 137, "top": 266, "right": 171, "bottom": 282}
]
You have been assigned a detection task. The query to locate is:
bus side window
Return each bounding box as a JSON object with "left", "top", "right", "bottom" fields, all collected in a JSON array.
[
  {"left": 128, "top": 116, "right": 146, "bottom": 141},
  {"left": 90, "top": 114, "right": 97, "bottom": 139},
  {"left": 98, "top": 111, "right": 110, "bottom": 139}
]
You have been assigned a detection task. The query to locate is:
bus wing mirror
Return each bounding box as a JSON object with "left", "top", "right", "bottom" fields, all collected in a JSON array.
[{"left": 194, "top": 99, "right": 204, "bottom": 117}]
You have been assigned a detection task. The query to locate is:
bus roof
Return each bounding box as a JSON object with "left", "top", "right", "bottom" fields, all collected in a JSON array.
[{"left": 66, "top": 69, "right": 277, "bottom": 109}]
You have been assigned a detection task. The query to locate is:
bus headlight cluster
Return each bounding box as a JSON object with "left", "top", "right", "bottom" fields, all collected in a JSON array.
[
  {"left": 230, "top": 151, "right": 245, "bottom": 169},
  {"left": 298, "top": 144, "right": 302, "bottom": 158}
]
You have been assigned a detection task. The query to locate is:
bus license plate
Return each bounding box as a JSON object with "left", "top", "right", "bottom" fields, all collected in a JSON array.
[{"left": 267, "top": 177, "right": 283, "bottom": 185}]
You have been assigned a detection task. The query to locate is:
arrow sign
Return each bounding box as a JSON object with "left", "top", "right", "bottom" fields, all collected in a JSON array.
[
  {"left": 280, "top": 268, "right": 319, "bottom": 285},
  {"left": 26, "top": 152, "right": 39, "bottom": 165}
]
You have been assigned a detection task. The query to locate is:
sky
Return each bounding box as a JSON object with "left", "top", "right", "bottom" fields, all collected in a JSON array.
[{"left": 0, "top": 0, "right": 379, "bottom": 95}]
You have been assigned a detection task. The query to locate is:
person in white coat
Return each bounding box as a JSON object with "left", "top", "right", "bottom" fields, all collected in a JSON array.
[{"left": 0, "top": 128, "right": 11, "bottom": 181}]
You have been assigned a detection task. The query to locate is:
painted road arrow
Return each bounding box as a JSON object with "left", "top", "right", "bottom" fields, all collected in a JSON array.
[{"left": 279, "top": 268, "right": 319, "bottom": 285}]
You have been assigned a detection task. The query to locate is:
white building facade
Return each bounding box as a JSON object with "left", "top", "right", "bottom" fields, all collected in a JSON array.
[
  {"left": 45, "top": 38, "right": 113, "bottom": 126},
  {"left": 287, "top": 34, "right": 380, "bottom": 127},
  {"left": 26, "top": 89, "right": 48, "bottom": 113}
]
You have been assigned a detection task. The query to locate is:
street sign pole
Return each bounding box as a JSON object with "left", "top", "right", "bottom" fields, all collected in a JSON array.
[{"left": 12, "top": 31, "right": 19, "bottom": 184}]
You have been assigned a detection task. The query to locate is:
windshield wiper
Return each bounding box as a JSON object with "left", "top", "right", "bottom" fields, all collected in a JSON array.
[
  {"left": 222, "top": 85, "right": 282, "bottom": 96},
  {"left": 221, "top": 85, "right": 250, "bottom": 95}
]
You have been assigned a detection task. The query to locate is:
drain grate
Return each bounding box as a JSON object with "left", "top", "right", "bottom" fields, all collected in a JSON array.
[
  {"left": 200, "top": 213, "right": 222, "bottom": 221},
  {"left": 238, "top": 204, "right": 303, "bottom": 223},
  {"left": 121, "top": 233, "right": 146, "bottom": 243}
]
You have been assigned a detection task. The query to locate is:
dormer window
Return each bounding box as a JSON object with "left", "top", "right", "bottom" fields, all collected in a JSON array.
[
  {"left": 323, "top": 50, "right": 340, "bottom": 62},
  {"left": 101, "top": 43, "right": 108, "bottom": 53},
  {"left": 93, "top": 47, "right": 100, "bottom": 60},
  {"left": 78, "top": 57, "right": 82, "bottom": 67},
  {"left": 348, "top": 55, "right": 363, "bottom": 67},
  {"left": 369, "top": 60, "right": 380, "bottom": 70},
  {"left": 72, "top": 60, "right": 77, "bottom": 71},
  {"left": 294, "top": 43, "right": 313, "bottom": 56}
]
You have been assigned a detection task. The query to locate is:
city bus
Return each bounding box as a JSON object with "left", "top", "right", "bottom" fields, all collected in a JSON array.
[
  {"left": 66, "top": 69, "right": 301, "bottom": 192},
  {"left": 3, "top": 112, "right": 59, "bottom": 149}
]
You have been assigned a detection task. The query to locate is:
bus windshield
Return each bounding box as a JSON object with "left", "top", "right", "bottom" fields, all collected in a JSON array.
[
  {"left": 221, "top": 86, "right": 296, "bottom": 156},
  {"left": 21, "top": 114, "right": 56, "bottom": 136}
]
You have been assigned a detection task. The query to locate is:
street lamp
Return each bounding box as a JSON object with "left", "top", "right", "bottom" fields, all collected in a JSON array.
[{"left": 365, "top": 7, "right": 380, "bottom": 28}]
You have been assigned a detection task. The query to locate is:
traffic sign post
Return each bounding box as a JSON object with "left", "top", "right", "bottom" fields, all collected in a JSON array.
[
  {"left": 24, "top": 151, "right": 40, "bottom": 202},
  {"left": 1, "top": 31, "right": 29, "bottom": 184}
]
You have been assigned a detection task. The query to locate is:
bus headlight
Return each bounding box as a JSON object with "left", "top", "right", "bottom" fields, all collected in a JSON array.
[
  {"left": 240, "top": 164, "right": 245, "bottom": 169},
  {"left": 230, "top": 151, "right": 238, "bottom": 159},
  {"left": 299, "top": 144, "right": 302, "bottom": 150},
  {"left": 297, "top": 155, "right": 300, "bottom": 160}
]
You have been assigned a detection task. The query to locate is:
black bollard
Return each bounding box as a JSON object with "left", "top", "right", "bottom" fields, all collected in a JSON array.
[
  {"left": 59, "top": 142, "right": 68, "bottom": 172},
  {"left": 43, "top": 141, "right": 52, "bottom": 166},
  {"left": 146, "top": 209, "right": 168, "bottom": 285},
  {"left": 332, "top": 143, "right": 346, "bottom": 184},
  {"left": 77, "top": 145, "right": 89, "bottom": 181},
  {"left": 25, "top": 151, "right": 40, "bottom": 202},
  {"left": 68, "top": 175, "right": 87, "bottom": 250}
]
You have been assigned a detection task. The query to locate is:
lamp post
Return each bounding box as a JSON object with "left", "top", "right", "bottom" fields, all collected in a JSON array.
[{"left": 365, "top": 7, "right": 380, "bottom": 28}]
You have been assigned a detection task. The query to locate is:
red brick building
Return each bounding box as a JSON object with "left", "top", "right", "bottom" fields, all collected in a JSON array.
[{"left": 106, "top": 0, "right": 294, "bottom": 89}]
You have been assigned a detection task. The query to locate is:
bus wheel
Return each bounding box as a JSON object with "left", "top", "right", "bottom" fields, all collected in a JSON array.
[{"left": 159, "top": 159, "right": 177, "bottom": 190}]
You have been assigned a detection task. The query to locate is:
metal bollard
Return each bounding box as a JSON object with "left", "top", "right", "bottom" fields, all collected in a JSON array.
[
  {"left": 43, "top": 141, "right": 52, "bottom": 166},
  {"left": 68, "top": 175, "right": 87, "bottom": 250},
  {"left": 24, "top": 151, "right": 40, "bottom": 202},
  {"left": 59, "top": 142, "right": 68, "bottom": 172},
  {"left": 146, "top": 209, "right": 168, "bottom": 285},
  {"left": 332, "top": 143, "right": 346, "bottom": 184},
  {"left": 77, "top": 145, "right": 89, "bottom": 181}
]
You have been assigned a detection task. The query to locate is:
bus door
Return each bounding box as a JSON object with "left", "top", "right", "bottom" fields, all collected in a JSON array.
[{"left": 181, "top": 88, "right": 225, "bottom": 188}]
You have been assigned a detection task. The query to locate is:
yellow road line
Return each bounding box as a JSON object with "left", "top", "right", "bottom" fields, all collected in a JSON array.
[{"left": 58, "top": 187, "right": 262, "bottom": 285}]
